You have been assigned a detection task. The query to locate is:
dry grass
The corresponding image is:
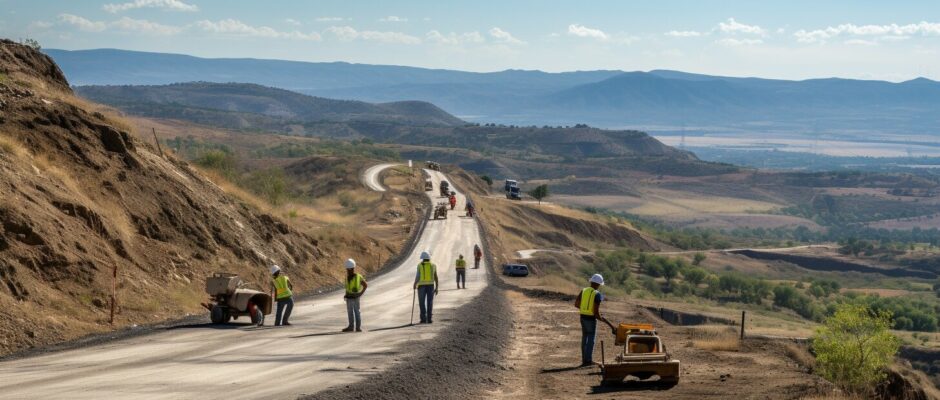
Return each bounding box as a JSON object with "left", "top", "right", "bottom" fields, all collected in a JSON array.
[
  {"left": 689, "top": 325, "right": 741, "bottom": 351},
  {"left": 784, "top": 342, "right": 816, "bottom": 371},
  {"left": 0, "top": 133, "right": 27, "bottom": 159}
]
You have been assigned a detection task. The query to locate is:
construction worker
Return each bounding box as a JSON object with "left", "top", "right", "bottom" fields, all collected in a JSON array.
[
  {"left": 413, "top": 250, "right": 439, "bottom": 323},
  {"left": 455, "top": 254, "right": 467, "bottom": 289},
  {"left": 574, "top": 274, "right": 614, "bottom": 366},
  {"left": 473, "top": 244, "right": 483, "bottom": 269},
  {"left": 465, "top": 198, "right": 475, "bottom": 217},
  {"left": 448, "top": 192, "right": 457, "bottom": 210},
  {"left": 343, "top": 258, "right": 368, "bottom": 332},
  {"left": 270, "top": 265, "right": 293, "bottom": 326}
]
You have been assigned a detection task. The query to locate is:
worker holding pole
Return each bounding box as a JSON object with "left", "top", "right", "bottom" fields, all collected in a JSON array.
[
  {"left": 455, "top": 254, "right": 467, "bottom": 289},
  {"left": 270, "top": 265, "right": 293, "bottom": 326},
  {"left": 413, "top": 250, "right": 439, "bottom": 324},
  {"left": 574, "top": 274, "right": 615, "bottom": 366},
  {"left": 342, "top": 259, "right": 368, "bottom": 332}
]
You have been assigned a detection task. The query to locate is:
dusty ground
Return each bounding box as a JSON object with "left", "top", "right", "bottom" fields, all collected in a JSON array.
[{"left": 489, "top": 290, "right": 832, "bottom": 399}]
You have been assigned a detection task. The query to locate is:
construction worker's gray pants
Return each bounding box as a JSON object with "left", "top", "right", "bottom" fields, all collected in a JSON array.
[{"left": 345, "top": 297, "right": 361, "bottom": 329}]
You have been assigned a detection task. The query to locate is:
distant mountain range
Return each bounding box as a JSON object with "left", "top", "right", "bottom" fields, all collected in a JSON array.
[
  {"left": 76, "top": 82, "right": 463, "bottom": 130},
  {"left": 47, "top": 48, "right": 940, "bottom": 135}
]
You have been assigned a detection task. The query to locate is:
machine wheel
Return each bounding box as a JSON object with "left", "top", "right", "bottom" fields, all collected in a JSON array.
[
  {"left": 210, "top": 305, "right": 226, "bottom": 324},
  {"left": 249, "top": 302, "right": 264, "bottom": 326}
]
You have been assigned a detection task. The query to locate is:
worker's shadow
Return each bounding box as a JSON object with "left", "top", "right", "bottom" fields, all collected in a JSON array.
[
  {"left": 165, "top": 323, "right": 255, "bottom": 331},
  {"left": 541, "top": 365, "right": 591, "bottom": 373},
  {"left": 290, "top": 331, "right": 347, "bottom": 338}
]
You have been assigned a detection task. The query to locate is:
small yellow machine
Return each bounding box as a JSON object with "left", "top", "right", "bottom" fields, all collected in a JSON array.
[{"left": 600, "top": 323, "right": 680, "bottom": 387}]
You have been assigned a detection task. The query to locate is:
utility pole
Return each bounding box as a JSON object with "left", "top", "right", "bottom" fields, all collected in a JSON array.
[
  {"left": 152, "top": 128, "right": 164, "bottom": 158},
  {"left": 110, "top": 263, "right": 117, "bottom": 325},
  {"left": 740, "top": 311, "right": 746, "bottom": 339}
]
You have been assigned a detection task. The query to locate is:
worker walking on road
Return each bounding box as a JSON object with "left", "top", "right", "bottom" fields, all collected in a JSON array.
[
  {"left": 449, "top": 192, "right": 457, "bottom": 210},
  {"left": 574, "top": 274, "right": 614, "bottom": 366},
  {"left": 270, "top": 265, "right": 293, "bottom": 326},
  {"left": 413, "top": 251, "right": 439, "bottom": 323},
  {"left": 473, "top": 244, "right": 483, "bottom": 269},
  {"left": 342, "top": 258, "right": 368, "bottom": 332},
  {"left": 455, "top": 254, "right": 467, "bottom": 289}
]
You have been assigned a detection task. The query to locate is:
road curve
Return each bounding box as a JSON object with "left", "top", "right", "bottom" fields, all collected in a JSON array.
[
  {"left": 0, "top": 168, "right": 486, "bottom": 400},
  {"left": 361, "top": 163, "right": 400, "bottom": 192}
]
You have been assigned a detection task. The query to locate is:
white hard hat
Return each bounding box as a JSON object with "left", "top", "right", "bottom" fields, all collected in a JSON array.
[
  {"left": 420, "top": 250, "right": 431, "bottom": 260},
  {"left": 345, "top": 259, "right": 356, "bottom": 269},
  {"left": 590, "top": 274, "right": 604, "bottom": 285},
  {"left": 270, "top": 264, "right": 281, "bottom": 275}
]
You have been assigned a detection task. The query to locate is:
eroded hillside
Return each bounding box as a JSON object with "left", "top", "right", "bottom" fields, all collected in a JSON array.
[{"left": 0, "top": 40, "right": 327, "bottom": 354}]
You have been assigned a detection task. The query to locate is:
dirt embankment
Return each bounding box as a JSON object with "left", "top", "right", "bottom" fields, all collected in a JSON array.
[
  {"left": 729, "top": 250, "right": 937, "bottom": 279},
  {"left": 0, "top": 40, "right": 326, "bottom": 355}
]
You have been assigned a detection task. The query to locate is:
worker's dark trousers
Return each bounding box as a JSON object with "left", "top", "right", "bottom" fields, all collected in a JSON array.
[
  {"left": 417, "top": 285, "right": 434, "bottom": 323},
  {"left": 474, "top": 257, "right": 481, "bottom": 268},
  {"left": 456, "top": 269, "right": 466, "bottom": 288},
  {"left": 275, "top": 297, "right": 293, "bottom": 326},
  {"left": 580, "top": 315, "right": 597, "bottom": 364}
]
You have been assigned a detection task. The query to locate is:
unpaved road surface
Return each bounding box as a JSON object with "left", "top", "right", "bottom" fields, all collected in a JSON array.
[
  {"left": 0, "top": 169, "right": 486, "bottom": 400},
  {"left": 362, "top": 163, "right": 400, "bottom": 192},
  {"left": 488, "top": 290, "right": 830, "bottom": 399}
]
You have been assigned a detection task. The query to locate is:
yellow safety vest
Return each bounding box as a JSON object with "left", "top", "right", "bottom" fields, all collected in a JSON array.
[
  {"left": 455, "top": 259, "right": 467, "bottom": 269},
  {"left": 417, "top": 262, "right": 436, "bottom": 286},
  {"left": 579, "top": 287, "right": 598, "bottom": 316},
  {"left": 273, "top": 275, "right": 292, "bottom": 300},
  {"left": 346, "top": 273, "right": 363, "bottom": 295}
]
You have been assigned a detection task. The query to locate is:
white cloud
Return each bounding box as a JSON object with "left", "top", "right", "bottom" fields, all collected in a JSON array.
[
  {"left": 426, "top": 30, "right": 484, "bottom": 45},
  {"left": 567, "top": 24, "right": 608, "bottom": 40},
  {"left": 716, "top": 38, "right": 763, "bottom": 46},
  {"left": 326, "top": 26, "right": 420, "bottom": 44},
  {"left": 315, "top": 17, "right": 345, "bottom": 22},
  {"left": 28, "top": 20, "right": 54, "bottom": 30},
  {"left": 284, "top": 18, "right": 301, "bottom": 27},
  {"left": 103, "top": 0, "right": 198, "bottom": 13},
  {"left": 196, "top": 19, "right": 321, "bottom": 41},
  {"left": 665, "top": 30, "right": 702, "bottom": 37},
  {"left": 845, "top": 39, "right": 878, "bottom": 46},
  {"left": 794, "top": 22, "right": 940, "bottom": 44},
  {"left": 57, "top": 14, "right": 106, "bottom": 32},
  {"left": 489, "top": 27, "right": 525, "bottom": 45},
  {"left": 379, "top": 16, "right": 407, "bottom": 22},
  {"left": 111, "top": 16, "right": 182, "bottom": 35},
  {"left": 718, "top": 18, "right": 766, "bottom": 35}
]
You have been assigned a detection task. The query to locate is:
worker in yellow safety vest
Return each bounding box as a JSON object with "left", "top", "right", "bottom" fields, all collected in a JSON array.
[
  {"left": 455, "top": 254, "right": 467, "bottom": 289},
  {"left": 342, "top": 258, "right": 368, "bottom": 332},
  {"left": 412, "top": 250, "right": 439, "bottom": 323},
  {"left": 270, "top": 264, "right": 293, "bottom": 326},
  {"left": 574, "top": 274, "right": 614, "bottom": 366}
]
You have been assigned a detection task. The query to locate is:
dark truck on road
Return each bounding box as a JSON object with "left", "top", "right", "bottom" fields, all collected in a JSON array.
[{"left": 504, "top": 179, "right": 521, "bottom": 200}]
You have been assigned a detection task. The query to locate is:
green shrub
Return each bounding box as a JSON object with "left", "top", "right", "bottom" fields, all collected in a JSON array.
[{"left": 812, "top": 303, "right": 900, "bottom": 393}]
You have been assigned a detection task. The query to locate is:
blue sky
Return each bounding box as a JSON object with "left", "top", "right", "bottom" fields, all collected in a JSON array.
[{"left": 3, "top": 0, "right": 940, "bottom": 80}]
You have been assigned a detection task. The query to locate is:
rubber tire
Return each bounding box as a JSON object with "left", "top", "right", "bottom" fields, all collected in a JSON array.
[
  {"left": 250, "top": 302, "right": 264, "bottom": 326},
  {"left": 210, "top": 305, "right": 225, "bottom": 324}
]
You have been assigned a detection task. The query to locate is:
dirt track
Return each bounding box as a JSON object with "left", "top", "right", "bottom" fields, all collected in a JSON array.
[
  {"left": 0, "top": 168, "right": 487, "bottom": 400},
  {"left": 488, "top": 290, "right": 831, "bottom": 399}
]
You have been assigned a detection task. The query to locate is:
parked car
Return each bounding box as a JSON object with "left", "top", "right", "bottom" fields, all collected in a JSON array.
[{"left": 502, "top": 264, "right": 529, "bottom": 277}]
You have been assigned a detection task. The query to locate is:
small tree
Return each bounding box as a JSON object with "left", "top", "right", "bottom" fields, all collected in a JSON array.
[
  {"left": 528, "top": 184, "right": 549, "bottom": 205},
  {"left": 812, "top": 303, "right": 900, "bottom": 394},
  {"left": 480, "top": 175, "right": 493, "bottom": 187},
  {"left": 692, "top": 252, "right": 707, "bottom": 266}
]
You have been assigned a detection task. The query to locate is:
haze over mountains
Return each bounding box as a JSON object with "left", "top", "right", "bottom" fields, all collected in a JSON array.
[{"left": 48, "top": 48, "right": 940, "bottom": 136}]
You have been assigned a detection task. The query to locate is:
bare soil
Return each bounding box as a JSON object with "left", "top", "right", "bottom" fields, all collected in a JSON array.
[{"left": 489, "top": 290, "right": 833, "bottom": 399}]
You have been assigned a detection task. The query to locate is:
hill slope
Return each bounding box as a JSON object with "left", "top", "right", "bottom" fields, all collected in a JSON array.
[
  {"left": 75, "top": 82, "right": 464, "bottom": 128},
  {"left": 0, "top": 40, "right": 325, "bottom": 354}
]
